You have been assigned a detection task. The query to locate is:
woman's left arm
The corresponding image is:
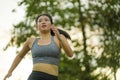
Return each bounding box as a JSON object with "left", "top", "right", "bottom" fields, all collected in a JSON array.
[
  {"left": 51, "top": 24, "right": 73, "bottom": 57},
  {"left": 59, "top": 34, "right": 73, "bottom": 57}
]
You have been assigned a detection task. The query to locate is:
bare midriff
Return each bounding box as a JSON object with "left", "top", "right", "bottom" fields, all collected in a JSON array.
[{"left": 33, "top": 63, "right": 58, "bottom": 76}]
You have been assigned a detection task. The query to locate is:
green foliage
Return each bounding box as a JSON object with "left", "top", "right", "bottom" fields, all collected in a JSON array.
[
  {"left": 5, "top": 0, "right": 120, "bottom": 80},
  {"left": 59, "top": 54, "right": 80, "bottom": 80}
]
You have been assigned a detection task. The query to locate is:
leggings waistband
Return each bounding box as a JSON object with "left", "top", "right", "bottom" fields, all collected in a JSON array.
[{"left": 28, "top": 71, "right": 58, "bottom": 80}]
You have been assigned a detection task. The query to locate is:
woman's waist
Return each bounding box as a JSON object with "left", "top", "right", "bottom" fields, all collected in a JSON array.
[{"left": 33, "top": 63, "right": 58, "bottom": 76}]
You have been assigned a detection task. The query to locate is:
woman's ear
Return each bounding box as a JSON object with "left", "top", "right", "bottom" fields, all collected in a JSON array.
[{"left": 35, "top": 25, "right": 40, "bottom": 34}]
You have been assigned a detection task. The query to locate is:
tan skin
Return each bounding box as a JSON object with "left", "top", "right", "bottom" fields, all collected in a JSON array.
[{"left": 3, "top": 15, "right": 73, "bottom": 80}]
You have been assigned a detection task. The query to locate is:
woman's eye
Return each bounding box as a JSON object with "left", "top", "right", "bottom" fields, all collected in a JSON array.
[
  {"left": 45, "top": 19, "right": 49, "bottom": 21},
  {"left": 39, "top": 20, "right": 42, "bottom": 22},
  {"left": 38, "top": 18, "right": 49, "bottom": 23}
]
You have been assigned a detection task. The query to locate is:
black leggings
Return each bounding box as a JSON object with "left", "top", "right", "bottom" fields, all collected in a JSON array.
[{"left": 27, "top": 71, "right": 58, "bottom": 80}]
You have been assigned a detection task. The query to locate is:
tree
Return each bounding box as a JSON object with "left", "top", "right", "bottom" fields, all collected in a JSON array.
[
  {"left": 5, "top": 0, "right": 120, "bottom": 80},
  {"left": 86, "top": 0, "right": 120, "bottom": 80}
]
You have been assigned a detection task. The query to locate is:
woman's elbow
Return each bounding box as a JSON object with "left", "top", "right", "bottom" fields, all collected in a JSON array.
[{"left": 68, "top": 52, "right": 73, "bottom": 57}]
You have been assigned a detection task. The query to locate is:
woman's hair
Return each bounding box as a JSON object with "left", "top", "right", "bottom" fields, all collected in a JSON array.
[{"left": 35, "top": 13, "right": 71, "bottom": 40}]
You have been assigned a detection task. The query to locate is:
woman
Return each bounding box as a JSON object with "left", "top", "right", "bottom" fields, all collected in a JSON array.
[{"left": 3, "top": 13, "right": 73, "bottom": 80}]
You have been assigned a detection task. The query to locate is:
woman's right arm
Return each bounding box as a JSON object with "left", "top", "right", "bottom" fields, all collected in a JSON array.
[{"left": 3, "top": 38, "right": 31, "bottom": 80}]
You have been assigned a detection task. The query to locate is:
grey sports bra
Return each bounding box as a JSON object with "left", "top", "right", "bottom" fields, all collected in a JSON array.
[{"left": 31, "top": 36, "right": 60, "bottom": 66}]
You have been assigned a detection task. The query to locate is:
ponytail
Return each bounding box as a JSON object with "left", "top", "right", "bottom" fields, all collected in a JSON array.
[{"left": 50, "top": 28, "right": 71, "bottom": 40}]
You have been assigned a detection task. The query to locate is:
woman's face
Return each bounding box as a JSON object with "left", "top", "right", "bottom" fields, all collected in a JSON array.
[{"left": 36, "top": 15, "right": 52, "bottom": 32}]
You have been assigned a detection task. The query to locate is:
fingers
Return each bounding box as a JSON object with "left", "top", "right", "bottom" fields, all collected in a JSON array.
[
  {"left": 3, "top": 76, "right": 7, "bottom": 80},
  {"left": 50, "top": 24, "right": 62, "bottom": 41},
  {"left": 50, "top": 24, "right": 59, "bottom": 34},
  {"left": 3, "top": 73, "right": 12, "bottom": 80},
  {"left": 50, "top": 24, "right": 56, "bottom": 32},
  {"left": 50, "top": 24, "right": 58, "bottom": 30}
]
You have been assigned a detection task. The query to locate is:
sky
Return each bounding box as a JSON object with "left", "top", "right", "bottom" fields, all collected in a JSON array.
[
  {"left": 0, "top": 0, "right": 32, "bottom": 80},
  {"left": 0, "top": 0, "right": 120, "bottom": 80},
  {"left": 0, "top": 0, "right": 25, "bottom": 29}
]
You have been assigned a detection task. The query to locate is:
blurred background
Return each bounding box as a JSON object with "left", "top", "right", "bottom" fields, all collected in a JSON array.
[{"left": 0, "top": 0, "right": 120, "bottom": 80}]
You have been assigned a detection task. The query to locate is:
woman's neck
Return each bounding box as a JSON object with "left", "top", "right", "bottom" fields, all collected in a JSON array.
[{"left": 40, "top": 32, "right": 51, "bottom": 40}]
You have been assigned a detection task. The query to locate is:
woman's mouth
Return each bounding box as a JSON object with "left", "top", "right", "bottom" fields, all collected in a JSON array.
[{"left": 41, "top": 25, "right": 47, "bottom": 28}]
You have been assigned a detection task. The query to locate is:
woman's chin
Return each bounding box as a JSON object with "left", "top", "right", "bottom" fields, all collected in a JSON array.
[{"left": 40, "top": 29, "right": 50, "bottom": 33}]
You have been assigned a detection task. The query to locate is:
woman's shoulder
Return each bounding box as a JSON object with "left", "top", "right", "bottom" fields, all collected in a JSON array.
[
  {"left": 26, "top": 37, "right": 37, "bottom": 49},
  {"left": 28, "top": 37, "right": 36, "bottom": 42}
]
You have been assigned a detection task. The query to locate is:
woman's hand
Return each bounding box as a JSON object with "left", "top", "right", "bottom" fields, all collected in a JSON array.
[
  {"left": 50, "top": 24, "right": 61, "bottom": 40},
  {"left": 3, "top": 73, "right": 12, "bottom": 80}
]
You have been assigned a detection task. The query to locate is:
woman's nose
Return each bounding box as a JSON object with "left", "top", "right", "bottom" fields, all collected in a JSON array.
[{"left": 41, "top": 20, "right": 46, "bottom": 24}]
